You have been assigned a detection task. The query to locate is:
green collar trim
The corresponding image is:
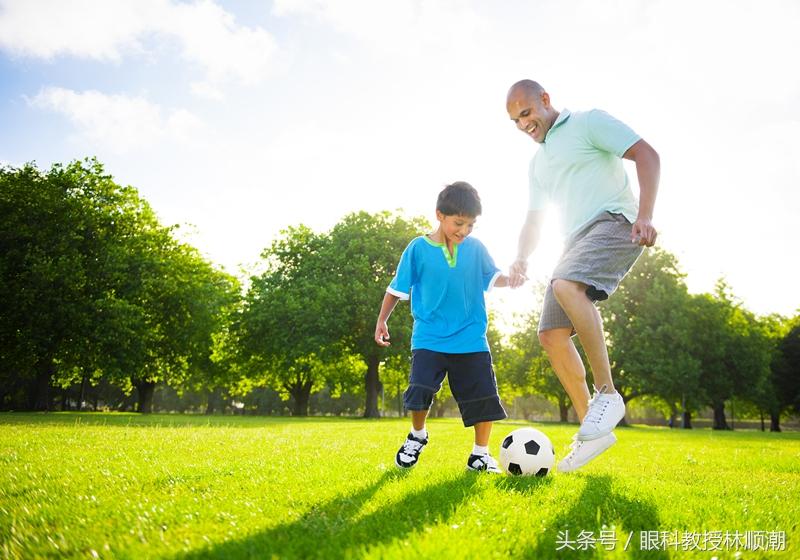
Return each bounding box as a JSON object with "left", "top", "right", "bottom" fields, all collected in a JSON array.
[{"left": 423, "top": 235, "right": 458, "bottom": 268}]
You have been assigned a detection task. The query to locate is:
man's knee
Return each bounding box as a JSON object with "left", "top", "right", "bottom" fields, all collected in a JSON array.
[
  {"left": 551, "top": 278, "right": 585, "bottom": 302},
  {"left": 538, "top": 328, "right": 571, "bottom": 352}
]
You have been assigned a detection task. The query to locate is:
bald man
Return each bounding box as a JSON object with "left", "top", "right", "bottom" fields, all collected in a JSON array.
[{"left": 506, "top": 80, "right": 660, "bottom": 472}]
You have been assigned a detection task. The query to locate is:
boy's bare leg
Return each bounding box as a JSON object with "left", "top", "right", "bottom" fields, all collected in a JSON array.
[
  {"left": 411, "top": 410, "right": 428, "bottom": 431},
  {"left": 551, "top": 279, "right": 615, "bottom": 392},
  {"left": 473, "top": 421, "right": 492, "bottom": 446},
  {"left": 537, "top": 327, "right": 592, "bottom": 420},
  {"left": 396, "top": 410, "right": 430, "bottom": 469},
  {"left": 468, "top": 421, "right": 501, "bottom": 472}
]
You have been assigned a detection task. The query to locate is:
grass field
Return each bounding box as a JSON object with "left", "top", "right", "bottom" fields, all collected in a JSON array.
[{"left": 1, "top": 413, "right": 798, "bottom": 559}]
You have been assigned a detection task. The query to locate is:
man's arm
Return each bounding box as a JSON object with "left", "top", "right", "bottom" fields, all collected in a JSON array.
[
  {"left": 509, "top": 210, "right": 545, "bottom": 288},
  {"left": 375, "top": 292, "right": 401, "bottom": 346},
  {"left": 493, "top": 274, "right": 511, "bottom": 288},
  {"left": 623, "top": 139, "right": 660, "bottom": 247}
]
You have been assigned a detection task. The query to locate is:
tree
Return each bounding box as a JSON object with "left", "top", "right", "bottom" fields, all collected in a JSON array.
[
  {"left": 600, "top": 248, "right": 700, "bottom": 427},
  {"left": 1, "top": 162, "right": 100, "bottom": 409},
  {"left": 498, "top": 286, "right": 573, "bottom": 422},
  {"left": 689, "top": 282, "right": 772, "bottom": 430},
  {"left": 237, "top": 225, "right": 339, "bottom": 416},
  {"left": 0, "top": 160, "right": 238, "bottom": 412},
  {"left": 323, "top": 211, "right": 428, "bottom": 418},
  {"left": 762, "top": 316, "right": 800, "bottom": 431}
]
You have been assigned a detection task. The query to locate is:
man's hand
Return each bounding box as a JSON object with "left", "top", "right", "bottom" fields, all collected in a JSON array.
[
  {"left": 631, "top": 218, "right": 657, "bottom": 247},
  {"left": 375, "top": 321, "right": 391, "bottom": 347},
  {"left": 508, "top": 258, "right": 529, "bottom": 288}
]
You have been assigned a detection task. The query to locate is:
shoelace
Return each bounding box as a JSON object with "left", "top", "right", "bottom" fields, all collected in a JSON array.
[
  {"left": 583, "top": 384, "right": 610, "bottom": 425},
  {"left": 471, "top": 454, "right": 500, "bottom": 471},
  {"left": 402, "top": 439, "right": 423, "bottom": 455},
  {"left": 564, "top": 436, "right": 583, "bottom": 462}
]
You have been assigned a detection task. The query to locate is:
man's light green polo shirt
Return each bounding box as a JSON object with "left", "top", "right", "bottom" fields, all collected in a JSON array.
[{"left": 528, "top": 109, "right": 641, "bottom": 239}]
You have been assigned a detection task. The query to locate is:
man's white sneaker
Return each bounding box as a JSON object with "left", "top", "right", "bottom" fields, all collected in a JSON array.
[
  {"left": 557, "top": 432, "right": 617, "bottom": 473},
  {"left": 577, "top": 385, "right": 625, "bottom": 441}
]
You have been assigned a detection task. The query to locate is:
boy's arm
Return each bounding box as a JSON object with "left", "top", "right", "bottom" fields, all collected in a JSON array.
[
  {"left": 375, "top": 292, "right": 401, "bottom": 347},
  {"left": 510, "top": 210, "right": 545, "bottom": 288},
  {"left": 623, "top": 138, "right": 660, "bottom": 246}
]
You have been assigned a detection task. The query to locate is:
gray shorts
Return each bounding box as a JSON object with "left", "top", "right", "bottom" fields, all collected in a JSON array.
[{"left": 539, "top": 212, "right": 643, "bottom": 333}]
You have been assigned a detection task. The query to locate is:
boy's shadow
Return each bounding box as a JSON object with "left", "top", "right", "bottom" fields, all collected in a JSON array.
[
  {"left": 175, "top": 469, "right": 481, "bottom": 560},
  {"left": 523, "top": 474, "right": 668, "bottom": 559}
]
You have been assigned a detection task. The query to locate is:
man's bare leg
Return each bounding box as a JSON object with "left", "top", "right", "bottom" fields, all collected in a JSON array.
[{"left": 538, "top": 327, "right": 591, "bottom": 420}]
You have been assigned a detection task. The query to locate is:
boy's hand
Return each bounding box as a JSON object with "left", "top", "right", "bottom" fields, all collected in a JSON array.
[
  {"left": 375, "top": 321, "right": 391, "bottom": 347},
  {"left": 508, "top": 258, "right": 529, "bottom": 288}
]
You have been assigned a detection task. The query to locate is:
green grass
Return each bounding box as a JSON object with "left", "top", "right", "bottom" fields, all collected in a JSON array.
[{"left": 1, "top": 413, "right": 798, "bottom": 559}]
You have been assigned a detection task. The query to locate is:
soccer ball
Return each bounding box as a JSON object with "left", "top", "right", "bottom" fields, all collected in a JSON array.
[{"left": 499, "top": 427, "right": 555, "bottom": 477}]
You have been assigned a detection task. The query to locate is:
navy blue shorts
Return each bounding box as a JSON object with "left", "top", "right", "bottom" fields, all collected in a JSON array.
[{"left": 403, "top": 349, "right": 507, "bottom": 427}]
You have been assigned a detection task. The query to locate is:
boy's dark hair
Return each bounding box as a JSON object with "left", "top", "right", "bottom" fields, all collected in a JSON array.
[{"left": 436, "top": 181, "right": 482, "bottom": 217}]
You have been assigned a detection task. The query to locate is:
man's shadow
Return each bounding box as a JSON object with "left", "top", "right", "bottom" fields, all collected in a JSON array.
[
  {"left": 523, "top": 474, "right": 668, "bottom": 559},
  {"left": 174, "top": 469, "right": 481, "bottom": 560}
]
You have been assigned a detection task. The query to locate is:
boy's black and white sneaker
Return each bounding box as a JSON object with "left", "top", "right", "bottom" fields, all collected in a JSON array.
[
  {"left": 467, "top": 453, "right": 502, "bottom": 473},
  {"left": 395, "top": 433, "right": 428, "bottom": 469}
]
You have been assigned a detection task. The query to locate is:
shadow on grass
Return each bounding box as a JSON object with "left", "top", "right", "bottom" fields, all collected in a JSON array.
[
  {"left": 524, "top": 474, "right": 668, "bottom": 559},
  {"left": 494, "top": 472, "right": 555, "bottom": 495},
  {"left": 174, "top": 469, "right": 481, "bottom": 560}
]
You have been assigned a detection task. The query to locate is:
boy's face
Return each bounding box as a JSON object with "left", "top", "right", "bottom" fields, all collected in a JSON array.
[
  {"left": 436, "top": 211, "right": 476, "bottom": 245},
  {"left": 507, "top": 90, "right": 556, "bottom": 144}
]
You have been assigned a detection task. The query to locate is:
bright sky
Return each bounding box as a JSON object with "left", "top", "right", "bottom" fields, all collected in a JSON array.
[{"left": 2, "top": 0, "right": 799, "bottom": 329}]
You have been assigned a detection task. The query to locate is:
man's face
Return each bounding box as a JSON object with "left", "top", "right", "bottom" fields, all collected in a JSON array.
[
  {"left": 507, "top": 90, "right": 555, "bottom": 143},
  {"left": 436, "top": 212, "right": 475, "bottom": 245}
]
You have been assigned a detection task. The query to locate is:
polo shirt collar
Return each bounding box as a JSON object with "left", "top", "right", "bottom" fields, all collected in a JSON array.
[{"left": 544, "top": 109, "right": 571, "bottom": 142}]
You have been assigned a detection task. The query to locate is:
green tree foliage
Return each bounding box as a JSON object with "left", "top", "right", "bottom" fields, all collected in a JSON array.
[
  {"left": 323, "top": 211, "right": 428, "bottom": 418},
  {"left": 238, "top": 211, "right": 427, "bottom": 417},
  {"left": 688, "top": 282, "right": 773, "bottom": 429},
  {"left": 758, "top": 315, "right": 800, "bottom": 431},
  {"left": 601, "top": 248, "right": 699, "bottom": 426},
  {"left": 0, "top": 160, "right": 237, "bottom": 412},
  {"left": 498, "top": 298, "right": 573, "bottom": 422},
  {"left": 237, "top": 226, "right": 343, "bottom": 416}
]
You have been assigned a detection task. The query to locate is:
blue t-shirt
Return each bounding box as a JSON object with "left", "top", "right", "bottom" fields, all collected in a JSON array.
[{"left": 387, "top": 235, "right": 501, "bottom": 353}]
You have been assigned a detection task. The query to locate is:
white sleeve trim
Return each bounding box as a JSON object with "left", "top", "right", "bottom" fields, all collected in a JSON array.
[
  {"left": 386, "top": 286, "right": 409, "bottom": 300},
  {"left": 486, "top": 271, "right": 502, "bottom": 292}
]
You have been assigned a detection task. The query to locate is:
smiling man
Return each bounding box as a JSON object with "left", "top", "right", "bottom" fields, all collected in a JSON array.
[{"left": 506, "top": 79, "right": 661, "bottom": 472}]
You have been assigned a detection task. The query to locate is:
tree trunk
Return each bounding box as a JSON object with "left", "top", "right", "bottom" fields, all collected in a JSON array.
[
  {"left": 79, "top": 375, "right": 88, "bottom": 411},
  {"left": 712, "top": 401, "right": 730, "bottom": 430},
  {"left": 205, "top": 388, "right": 222, "bottom": 415},
  {"left": 668, "top": 403, "right": 679, "bottom": 429},
  {"left": 32, "top": 361, "right": 53, "bottom": 411},
  {"left": 558, "top": 397, "right": 569, "bottom": 423},
  {"left": 290, "top": 381, "right": 312, "bottom": 416},
  {"left": 60, "top": 388, "right": 69, "bottom": 411},
  {"left": 682, "top": 410, "right": 693, "bottom": 429},
  {"left": 136, "top": 381, "right": 156, "bottom": 414},
  {"left": 770, "top": 412, "right": 781, "bottom": 432},
  {"left": 363, "top": 354, "right": 381, "bottom": 418}
]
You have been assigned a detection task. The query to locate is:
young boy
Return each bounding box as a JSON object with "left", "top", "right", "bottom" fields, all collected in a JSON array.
[{"left": 374, "top": 181, "right": 514, "bottom": 473}]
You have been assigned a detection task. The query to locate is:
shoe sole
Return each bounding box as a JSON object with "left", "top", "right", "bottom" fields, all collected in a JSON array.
[
  {"left": 395, "top": 457, "right": 415, "bottom": 469},
  {"left": 557, "top": 436, "right": 617, "bottom": 473},
  {"left": 466, "top": 466, "right": 502, "bottom": 474},
  {"left": 577, "top": 410, "right": 625, "bottom": 441},
  {"left": 576, "top": 426, "right": 614, "bottom": 441}
]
